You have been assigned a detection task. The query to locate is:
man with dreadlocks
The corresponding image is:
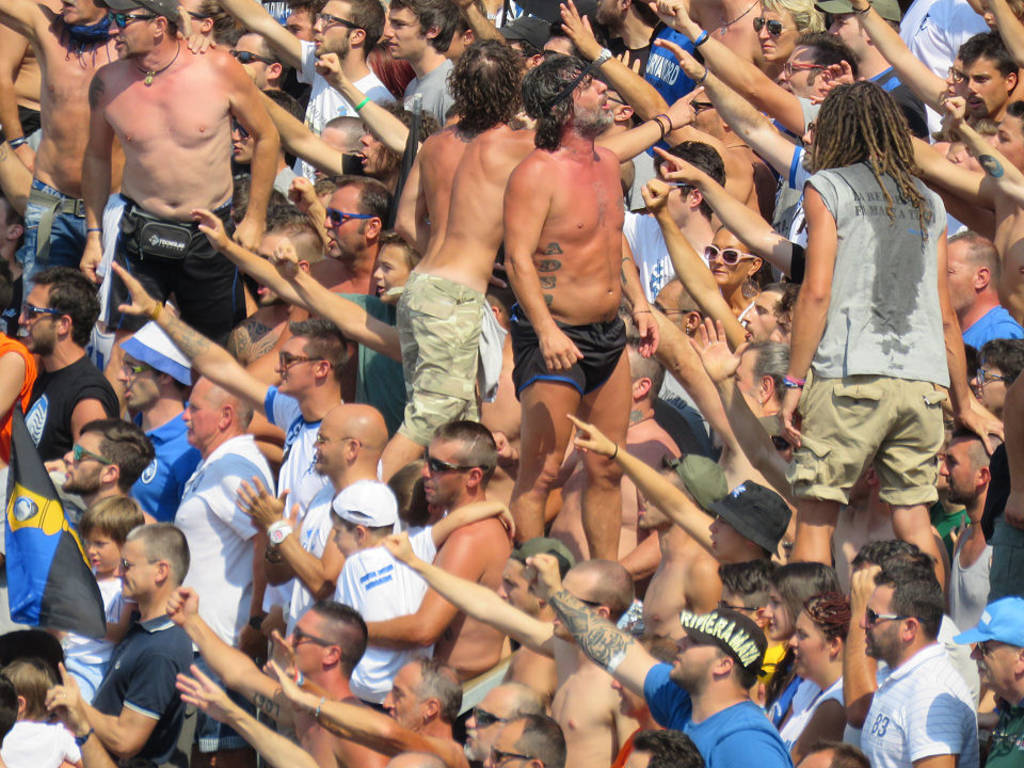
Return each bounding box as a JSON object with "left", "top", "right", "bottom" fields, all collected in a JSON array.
[
  {"left": 779, "top": 81, "right": 992, "bottom": 585},
  {"left": 504, "top": 54, "right": 657, "bottom": 561},
  {"left": 381, "top": 40, "right": 531, "bottom": 478},
  {"left": 0, "top": 0, "right": 117, "bottom": 283}
]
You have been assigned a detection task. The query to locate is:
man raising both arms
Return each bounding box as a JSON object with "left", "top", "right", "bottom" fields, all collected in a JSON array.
[
  {"left": 504, "top": 54, "right": 657, "bottom": 561},
  {"left": 82, "top": 0, "right": 278, "bottom": 344}
]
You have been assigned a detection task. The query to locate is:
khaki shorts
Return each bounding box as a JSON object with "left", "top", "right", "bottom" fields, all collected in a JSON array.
[
  {"left": 396, "top": 271, "right": 485, "bottom": 446},
  {"left": 787, "top": 375, "right": 946, "bottom": 506}
]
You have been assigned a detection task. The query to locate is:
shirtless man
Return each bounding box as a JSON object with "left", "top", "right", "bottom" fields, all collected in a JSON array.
[
  {"left": 366, "top": 421, "right": 512, "bottom": 681},
  {"left": 504, "top": 54, "right": 656, "bottom": 560},
  {"left": 383, "top": 40, "right": 531, "bottom": 478},
  {"left": 550, "top": 338, "right": 679, "bottom": 562},
  {"left": 384, "top": 535, "right": 640, "bottom": 768},
  {"left": 0, "top": 0, "right": 118, "bottom": 278},
  {"left": 0, "top": 11, "right": 48, "bottom": 167},
  {"left": 82, "top": 0, "right": 277, "bottom": 343}
]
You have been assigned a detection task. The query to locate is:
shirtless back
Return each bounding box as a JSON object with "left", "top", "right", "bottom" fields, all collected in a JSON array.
[{"left": 0, "top": 0, "right": 118, "bottom": 197}]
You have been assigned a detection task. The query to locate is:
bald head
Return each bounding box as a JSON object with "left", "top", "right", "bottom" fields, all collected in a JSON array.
[
  {"left": 323, "top": 404, "right": 388, "bottom": 453},
  {"left": 565, "top": 560, "right": 634, "bottom": 621}
]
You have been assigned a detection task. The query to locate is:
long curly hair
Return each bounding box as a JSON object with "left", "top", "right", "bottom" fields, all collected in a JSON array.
[
  {"left": 450, "top": 40, "right": 524, "bottom": 136},
  {"left": 522, "top": 54, "right": 587, "bottom": 151},
  {"left": 810, "top": 81, "right": 931, "bottom": 233}
]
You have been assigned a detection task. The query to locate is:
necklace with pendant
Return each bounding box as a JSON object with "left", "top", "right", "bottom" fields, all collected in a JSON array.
[
  {"left": 718, "top": 0, "right": 759, "bottom": 35},
  {"left": 136, "top": 41, "right": 180, "bottom": 86}
]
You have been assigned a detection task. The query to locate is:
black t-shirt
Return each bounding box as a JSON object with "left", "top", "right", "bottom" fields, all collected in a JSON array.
[
  {"left": 1, "top": 275, "right": 21, "bottom": 338},
  {"left": 26, "top": 355, "right": 119, "bottom": 461}
]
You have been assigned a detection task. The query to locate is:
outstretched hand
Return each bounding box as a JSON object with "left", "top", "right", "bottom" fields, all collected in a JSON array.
[
  {"left": 176, "top": 664, "right": 239, "bottom": 724},
  {"left": 567, "top": 413, "right": 618, "bottom": 458},
  {"left": 237, "top": 476, "right": 288, "bottom": 531},
  {"left": 111, "top": 262, "right": 161, "bottom": 318},
  {"left": 193, "top": 208, "right": 232, "bottom": 252},
  {"left": 653, "top": 37, "right": 704, "bottom": 81},
  {"left": 559, "top": 1, "right": 602, "bottom": 60},
  {"left": 693, "top": 318, "right": 745, "bottom": 383}
]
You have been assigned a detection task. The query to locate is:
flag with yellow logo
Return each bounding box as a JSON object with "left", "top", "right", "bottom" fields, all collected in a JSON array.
[{"left": 5, "top": 407, "right": 105, "bottom": 638}]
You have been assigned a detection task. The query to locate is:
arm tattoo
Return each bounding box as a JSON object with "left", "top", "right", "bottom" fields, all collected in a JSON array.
[
  {"left": 161, "top": 311, "right": 213, "bottom": 360},
  {"left": 979, "top": 154, "right": 1005, "bottom": 178},
  {"left": 88, "top": 75, "right": 105, "bottom": 109},
  {"left": 252, "top": 692, "right": 281, "bottom": 720},
  {"left": 548, "top": 588, "right": 633, "bottom": 672}
]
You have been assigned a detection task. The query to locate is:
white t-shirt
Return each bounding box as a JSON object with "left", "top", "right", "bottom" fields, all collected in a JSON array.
[
  {"left": 177, "top": 434, "right": 274, "bottom": 645},
  {"left": 295, "top": 41, "right": 394, "bottom": 180},
  {"left": 1, "top": 721, "right": 80, "bottom": 768},
  {"left": 62, "top": 575, "right": 125, "bottom": 666},
  {"left": 286, "top": 483, "right": 336, "bottom": 633},
  {"left": 778, "top": 677, "right": 844, "bottom": 751},
  {"left": 335, "top": 527, "right": 438, "bottom": 702},
  {"left": 861, "top": 643, "right": 979, "bottom": 768},
  {"left": 622, "top": 212, "right": 711, "bottom": 302}
]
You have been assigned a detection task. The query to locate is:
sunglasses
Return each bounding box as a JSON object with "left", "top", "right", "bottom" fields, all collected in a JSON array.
[
  {"left": 279, "top": 352, "right": 322, "bottom": 370},
  {"left": 293, "top": 626, "right": 336, "bottom": 647},
  {"left": 753, "top": 16, "right": 784, "bottom": 36},
  {"left": 72, "top": 444, "right": 113, "bottom": 465},
  {"left": 472, "top": 707, "right": 507, "bottom": 728},
  {"left": 326, "top": 208, "right": 374, "bottom": 228},
  {"left": 21, "top": 302, "right": 61, "bottom": 320},
  {"left": 231, "top": 49, "right": 276, "bottom": 65},
  {"left": 425, "top": 454, "right": 489, "bottom": 474},
  {"left": 864, "top": 608, "right": 908, "bottom": 626},
  {"left": 122, "top": 360, "right": 151, "bottom": 376},
  {"left": 490, "top": 747, "right": 536, "bottom": 766},
  {"left": 704, "top": 244, "right": 756, "bottom": 265},
  {"left": 783, "top": 60, "right": 828, "bottom": 77},
  {"left": 111, "top": 11, "right": 156, "bottom": 28},
  {"left": 316, "top": 12, "right": 360, "bottom": 29}
]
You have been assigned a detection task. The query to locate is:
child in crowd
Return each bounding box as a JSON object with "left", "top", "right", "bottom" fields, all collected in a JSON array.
[
  {"left": 62, "top": 497, "right": 144, "bottom": 702},
  {"left": 0, "top": 658, "right": 81, "bottom": 768}
]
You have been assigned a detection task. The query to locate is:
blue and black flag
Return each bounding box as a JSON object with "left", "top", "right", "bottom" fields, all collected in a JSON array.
[{"left": 5, "top": 407, "right": 105, "bottom": 638}]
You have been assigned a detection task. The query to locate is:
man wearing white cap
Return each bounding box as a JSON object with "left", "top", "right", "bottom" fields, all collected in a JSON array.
[
  {"left": 331, "top": 479, "right": 435, "bottom": 705},
  {"left": 954, "top": 596, "right": 1024, "bottom": 768},
  {"left": 119, "top": 321, "right": 200, "bottom": 522}
]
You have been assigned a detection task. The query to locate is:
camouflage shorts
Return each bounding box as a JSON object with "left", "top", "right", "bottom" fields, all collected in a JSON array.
[{"left": 396, "top": 272, "right": 485, "bottom": 446}]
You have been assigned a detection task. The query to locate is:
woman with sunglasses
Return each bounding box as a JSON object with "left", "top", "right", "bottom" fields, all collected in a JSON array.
[
  {"left": 705, "top": 228, "right": 769, "bottom": 322},
  {"left": 778, "top": 592, "right": 850, "bottom": 764},
  {"left": 755, "top": 0, "right": 824, "bottom": 79}
]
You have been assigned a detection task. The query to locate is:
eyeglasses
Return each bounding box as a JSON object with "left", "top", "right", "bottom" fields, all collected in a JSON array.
[
  {"left": 472, "top": 707, "right": 507, "bottom": 728},
  {"left": 490, "top": 747, "right": 536, "bottom": 766},
  {"left": 704, "top": 244, "right": 756, "bottom": 265},
  {"left": 122, "top": 360, "right": 151, "bottom": 376},
  {"left": 425, "top": 454, "right": 489, "bottom": 474},
  {"left": 325, "top": 208, "right": 374, "bottom": 228},
  {"left": 948, "top": 67, "right": 967, "bottom": 85},
  {"left": 783, "top": 60, "right": 828, "bottom": 77},
  {"left": 279, "top": 352, "right": 323, "bottom": 370},
  {"left": 753, "top": 16, "right": 785, "bottom": 36},
  {"left": 864, "top": 608, "right": 908, "bottom": 627},
  {"left": 21, "top": 302, "right": 61, "bottom": 320},
  {"left": 653, "top": 301, "right": 695, "bottom": 317},
  {"left": 315, "top": 433, "right": 359, "bottom": 446},
  {"left": 72, "top": 444, "right": 114, "bottom": 465},
  {"left": 111, "top": 12, "right": 156, "bottom": 28},
  {"left": 231, "top": 49, "right": 276, "bottom": 65},
  {"left": 976, "top": 367, "right": 1008, "bottom": 385},
  {"left": 293, "top": 626, "right": 336, "bottom": 647},
  {"left": 316, "top": 12, "right": 360, "bottom": 29}
]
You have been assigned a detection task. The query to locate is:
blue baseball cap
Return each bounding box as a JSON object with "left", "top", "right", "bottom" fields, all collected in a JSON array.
[{"left": 953, "top": 597, "right": 1024, "bottom": 648}]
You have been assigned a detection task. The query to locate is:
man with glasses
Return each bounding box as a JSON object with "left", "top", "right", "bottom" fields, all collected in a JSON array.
[
  {"left": 60, "top": 417, "right": 154, "bottom": 517},
  {"left": 367, "top": 421, "right": 512, "bottom": 684},
  {"left": 946, "top": 232, "right": 1024, "bottom": 351},
  {"left": 973, "top": 338, "right": 1024, "bottom": 421},
  {"left": 465, "top": 683, "right": 545, "bottom": 765},
  {"left": 231, "top": 89, "right": 302, "bottom": 197},
  {"left": 21, "top": 267, "right": 118, "bottom": 461},
  {"left": 954, "top": 596, "right": 1024, "bottom": 768},
  {"left": 485, "top": 714, "right": 566, "bottom": 768},
  {"left": 69, "top": 523, "right": 194, "bottom": 765},
  {"left": 849, "top": 562, "right": 978, "bottom": 768},
  {"left": 232, "top": 32, "right": 285, "bottom": 91},
  {"left": 117, "top": 321, "right": 200, "bottom": 522},
  {"left": 213, "top": 0, "right": 391, "bottom": 180},
  {"left": 166, "top": 586, "right": 391, "bottom": 768}
]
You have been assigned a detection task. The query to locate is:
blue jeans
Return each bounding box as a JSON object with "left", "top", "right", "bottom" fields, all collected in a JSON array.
[{"left": 17, "top": 178, "right": 87, "bottom": 284}]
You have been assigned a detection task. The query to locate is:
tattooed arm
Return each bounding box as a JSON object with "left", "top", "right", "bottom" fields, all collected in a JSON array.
[
  {"left": 945, "top": 97, "right": 1024, "bottom": 207},
  {"left": 110, "top": 263, "right": 271, "bottom": 408},
  {"left": 526, "top": 554, "right": 659, "bottom": 696}
]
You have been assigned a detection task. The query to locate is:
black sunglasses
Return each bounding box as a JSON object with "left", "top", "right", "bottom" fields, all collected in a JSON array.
[
  {"left": 111, "top": 11, "right": 156, "bottom": 28},
  {"left": 231, "top": 49, "right": 276, "bottom": 65},
  {"left": 753, "top": 16, "right": 785, "bottom": 36},
  {"left": 472, "top": 707, "right": 506, "bottom": 728},
  {"left": 425, "top": 454, "right": 489, "bottom": 474}
]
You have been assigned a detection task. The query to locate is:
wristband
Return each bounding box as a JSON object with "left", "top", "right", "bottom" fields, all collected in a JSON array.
[
  {"left": 610, "top": 444, "right": 619, "bottom": 460},
  {"left": 314, "top": 696, "right": 326, "bottom": 719},
  {"left": 294, "top": 669, "right": 305, "bottom": 686},
  {"left": 854, "top": 4, "right": 870, "bottom": 13},
  {"left": 6, "top": 136, "right": 27, "bottom": 149},
  {"left": 248, "top": 613, "right": 267, "bottom": 631},
  {"left": 354, "top": 96, "right": 369, "bottom": 111},
  {"left": 694, "top": 67, "right": 709, "bottom": 86},
  {"left": 74, "top": 728, "right": 94, "bottom": 748},
  {"left": 782, "top": 374, "right": 806, "bottom": 389},
  {"left": 87, "top": 227, "right": 101, "bottom": 233},
  {"left": 693, "top": 30, "right": 709, "bottom": 47},
  {"left": 148, "top": 302, "right": 163, "bottom": 322}
]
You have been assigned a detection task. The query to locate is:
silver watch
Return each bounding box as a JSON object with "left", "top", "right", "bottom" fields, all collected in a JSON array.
[{"left": 593, "top": 47, "right": 612, "bottom": 67}]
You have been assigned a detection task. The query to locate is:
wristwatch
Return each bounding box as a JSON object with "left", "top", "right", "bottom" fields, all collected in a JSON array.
[
  {"left": 593, "top": 47, "right": 612, "bottom": 67},
  {"left": 267, "top": 520, "right": 293, "bottom": 546}
]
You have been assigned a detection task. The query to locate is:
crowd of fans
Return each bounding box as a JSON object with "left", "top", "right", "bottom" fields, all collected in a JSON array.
[{"left": 0, "top": 0, "right": 1021, "bottom": 765}]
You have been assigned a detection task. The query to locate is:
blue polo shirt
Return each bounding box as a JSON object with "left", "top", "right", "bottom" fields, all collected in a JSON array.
[
  {"left": 963, "top": 305, "right": 1024, "bottom": 350},
  {"left": 643, "top": 662, "right": 793, "bottom": 768},
  {"left": 131, "top": 413, "right": 201, "bottom": 522},
  {"left": 92, "top": 614, "right": 193, "bottom": 764}
]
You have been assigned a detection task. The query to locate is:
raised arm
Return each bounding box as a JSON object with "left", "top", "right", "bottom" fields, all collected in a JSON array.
[
  {"left": 642, "top": 177, "right": 748, "bottom": 348},
  {"left": 381, "top": 533, "right": 557, "bottom": 655},
  {"left": 260, "top": 91, "right": 344, "bottom": 176},
  {"left": 525, "top": 553, "right": 658, "bottom": 696},
  {"left": 110, "top": 263, "right": 270, "bottom": 409},
  {"left": 213, "top": 0, "right": 302, "bottom": 68},
  {"left": 316, "top": 53, "right": 411, "bottom": 154},
  {"left": 913, "top": 136, "right": 994, "bottom": 208},
  {"left": 451, "top": 0, "right": 503, "bottom": 43},
  {"left": 0, "top": 139, "right": 32, "bottom": 215},
  {"left": 568, "top": 414, "right": 716, "bottom": 554},
  {"left": 990, "top": 0, "right": 1024, "bottom": 68},
  {"left": 0, "top": 26, "right": 32, "bottom": 169},
  {"left": 0, "top": 0, "right": 48, "bottom": 45},
  {"left": 946, "top": 95, "right": 1024, "bottom": 207}
]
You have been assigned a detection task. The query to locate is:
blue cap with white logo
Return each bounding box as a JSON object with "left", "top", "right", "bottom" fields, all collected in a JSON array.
[{"left": 953, "top": 597, "right": 1024, "bottom": 648}]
